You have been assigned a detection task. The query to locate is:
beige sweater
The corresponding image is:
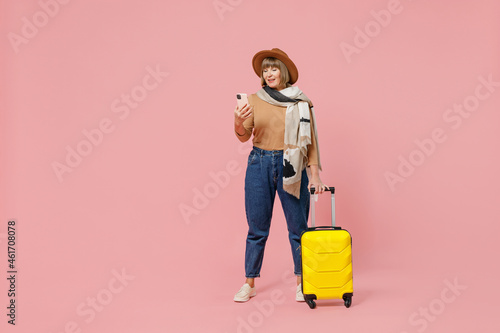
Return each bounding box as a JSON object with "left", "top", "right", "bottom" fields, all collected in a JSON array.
[{"left": 235, "top": 94, "right": 319, "bottom": 166}]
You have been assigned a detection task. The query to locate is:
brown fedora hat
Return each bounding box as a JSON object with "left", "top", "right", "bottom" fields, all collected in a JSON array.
[{"left": 252, "top": 48, "right": 299, "bottom": 85}]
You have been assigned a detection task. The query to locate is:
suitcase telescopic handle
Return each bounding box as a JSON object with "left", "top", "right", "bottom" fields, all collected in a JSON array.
[
  {"left": 309, "top": 186, "right": 335, "bottom": 228},
  {"left": 310, "top": 187, "right": 335, "bottom": 194},
  {"left": 307, "top": 226, "right": 342, "bottom": 231}
]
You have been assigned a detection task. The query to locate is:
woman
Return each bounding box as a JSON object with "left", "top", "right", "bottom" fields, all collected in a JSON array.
[{"left": 233, "top": 48, "right": 327, "bottom": 302}]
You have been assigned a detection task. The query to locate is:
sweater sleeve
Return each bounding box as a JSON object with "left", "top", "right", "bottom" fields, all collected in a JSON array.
[
  {"left": 307, "top": 109, "right": 319, "bottom": 166},
  {"left": 234, "top": 95, "right": 255, "bottom": 142}
]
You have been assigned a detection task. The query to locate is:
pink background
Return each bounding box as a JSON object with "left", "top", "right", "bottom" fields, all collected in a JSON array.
[{"left": 1, "top": 0, "right": 499, "bottom": 332}]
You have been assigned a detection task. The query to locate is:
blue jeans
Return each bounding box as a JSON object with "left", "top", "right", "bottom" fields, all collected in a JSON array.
[{"left": 244, "top": 146, "right": 310, "bottom": 278}]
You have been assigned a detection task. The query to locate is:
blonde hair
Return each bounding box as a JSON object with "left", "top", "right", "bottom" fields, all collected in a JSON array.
[{"left": 260, "top": 57, "right": 291, "bottom": 88}]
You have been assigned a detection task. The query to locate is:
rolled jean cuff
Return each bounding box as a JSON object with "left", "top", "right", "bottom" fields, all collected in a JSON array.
[{"left": 245, "top": 274, "right": 260, "bottom": 278}]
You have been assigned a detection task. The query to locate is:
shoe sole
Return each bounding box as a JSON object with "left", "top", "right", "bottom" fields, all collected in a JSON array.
[{"left": 234, "top": 291, "right": 257, "bottom": 302}]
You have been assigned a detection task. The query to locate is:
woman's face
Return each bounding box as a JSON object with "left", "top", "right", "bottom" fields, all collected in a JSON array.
[{"left": 263, "top": 66, "right": 282, "bottom": 90}]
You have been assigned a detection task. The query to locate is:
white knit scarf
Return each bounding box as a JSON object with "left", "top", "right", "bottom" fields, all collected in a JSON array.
[{"left": 256, "top": 86, "right": 322, "bottom": 199}]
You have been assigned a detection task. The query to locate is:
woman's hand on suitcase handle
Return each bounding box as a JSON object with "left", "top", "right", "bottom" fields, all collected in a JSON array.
[{"left": 308, "top": 165, "right": 328, "bottom": 194}]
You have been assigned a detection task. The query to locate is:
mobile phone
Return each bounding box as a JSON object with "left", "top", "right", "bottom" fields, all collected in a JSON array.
[{"left": 236, "top": 93, "right": 248, "bottom": 109}]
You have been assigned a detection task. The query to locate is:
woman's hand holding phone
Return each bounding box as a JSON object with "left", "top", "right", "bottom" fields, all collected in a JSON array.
[
  {"left": 236, "top": 93, "right": 248, "bottom": 110},
  {"left": 234, "top": 93, "right": 253, "bottom": 126}
]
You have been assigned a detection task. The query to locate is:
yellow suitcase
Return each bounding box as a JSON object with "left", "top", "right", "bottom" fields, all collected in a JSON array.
[{"left": 300, "top": 187, "right": 353, "bottom": 309}]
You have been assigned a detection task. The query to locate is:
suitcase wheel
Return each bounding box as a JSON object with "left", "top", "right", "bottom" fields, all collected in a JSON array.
[
  {"left": 306, "top": 298, "right": 316, "bottom": 309},
  {"left": 343, "top": 295, "right": 352, "bottom": 308}
]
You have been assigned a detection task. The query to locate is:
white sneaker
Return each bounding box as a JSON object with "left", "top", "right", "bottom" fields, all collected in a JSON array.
[
  {"left": 296, "top": 284, "right": 305, "bottom": 302},
  {"left": 234, "top": 283, "right": 256, "bottom": 302}
]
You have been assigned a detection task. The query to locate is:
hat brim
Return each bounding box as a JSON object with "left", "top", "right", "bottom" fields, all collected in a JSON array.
[{"left": 252, "top": 50, "right": 298, "bottom": 85}]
